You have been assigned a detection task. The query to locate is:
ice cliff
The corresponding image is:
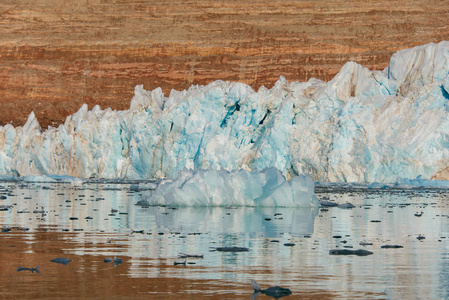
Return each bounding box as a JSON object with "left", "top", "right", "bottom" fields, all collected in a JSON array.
[{"left": 1, "top": 41, "right": 449, "bottom": 183}]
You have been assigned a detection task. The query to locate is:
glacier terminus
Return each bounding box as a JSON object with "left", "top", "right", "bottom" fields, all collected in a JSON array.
[{"left": 1, "top": 41, "right": 449, "bottom": 184}]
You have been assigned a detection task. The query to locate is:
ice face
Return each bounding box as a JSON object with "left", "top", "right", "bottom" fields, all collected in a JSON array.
[
  {"left": 1, "top": 41, "right": 449, "bottom": 183},
  {"left": 147, "top": 168, "right": 318, "bottom": 207}
]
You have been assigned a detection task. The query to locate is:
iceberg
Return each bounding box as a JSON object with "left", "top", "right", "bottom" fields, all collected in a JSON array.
[
  {"left": 1, "top": 41, "right": 449, "bottom": 183},
  {"left": 146, "top": 167, "right": 317, "bottom": 207}
]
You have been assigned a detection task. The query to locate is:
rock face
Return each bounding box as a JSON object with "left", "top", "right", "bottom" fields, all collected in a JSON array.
[{"left": 1, "top": 0, "right": 448, "bottom": 128}]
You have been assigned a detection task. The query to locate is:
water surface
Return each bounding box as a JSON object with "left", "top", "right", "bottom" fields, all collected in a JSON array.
[{"left": 0, "top": 181, "right": 448, "bottom": 299}]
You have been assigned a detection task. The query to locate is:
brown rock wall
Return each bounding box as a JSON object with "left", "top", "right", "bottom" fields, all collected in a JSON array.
[{"left": 1, "top": 0, "right": 448, "bottom": 127}]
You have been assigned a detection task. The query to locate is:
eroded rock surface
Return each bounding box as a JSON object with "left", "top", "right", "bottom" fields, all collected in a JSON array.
[{"left": 1, "top": 0, "right": 448, "bottom": 128}]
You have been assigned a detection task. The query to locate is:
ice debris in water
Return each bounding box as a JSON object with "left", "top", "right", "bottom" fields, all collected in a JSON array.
[
  {"left": 395, "top": 176, "right": 449, "bottom": 188},
  {"left": 145, "top": 167, "right": 317, "bottom": 207},
  {"left": 130, "top": 182, "right": 158, "bottom": 191},
  {"left": 1, "top": 42, "right": 449, "bottom": 183},
  {"left": 22, "top": 174, "right": 85, "bottom": 184},
  {"left": 50, "top": 257, "right": 72, "bottom": 265}
]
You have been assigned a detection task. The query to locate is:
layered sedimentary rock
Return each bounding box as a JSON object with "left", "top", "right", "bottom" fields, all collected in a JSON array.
[{"left": 1, "top": 0, "right": 448, "bottom": 128}]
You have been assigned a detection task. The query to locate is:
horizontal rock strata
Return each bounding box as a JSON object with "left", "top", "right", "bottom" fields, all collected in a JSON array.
[{"left": 1, "top": 0, "right": 448, "bottom": 128}]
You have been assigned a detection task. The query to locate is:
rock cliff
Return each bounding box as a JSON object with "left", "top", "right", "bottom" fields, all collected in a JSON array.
[{"left": 1, "top": 0, "right": 448, "bottom": 128}]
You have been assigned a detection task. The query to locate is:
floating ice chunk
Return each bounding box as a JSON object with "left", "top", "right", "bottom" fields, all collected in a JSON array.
[
  {"left": 146, "top": 168, "right": 318, "bottom": 207},
  {"left": 22, "top": 175, "right": 85, "bottom": 184},
  {"left": 130, "top": 181, "right": 158, "bottom": 191},
  {"left": 23, "top": 175, "right": 57, "bottom": 182}
]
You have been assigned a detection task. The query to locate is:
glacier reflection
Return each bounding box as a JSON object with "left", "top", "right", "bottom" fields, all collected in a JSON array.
[{"left": 1, "top": 181, "right": 449, "bottom": 299}]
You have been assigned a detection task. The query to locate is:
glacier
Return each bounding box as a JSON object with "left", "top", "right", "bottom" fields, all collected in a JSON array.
[{"left": 1, "top": 41, "right": 449, "bottom": 183}]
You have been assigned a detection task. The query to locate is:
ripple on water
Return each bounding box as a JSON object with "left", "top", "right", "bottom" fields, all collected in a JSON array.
[{"left": 0, "top": 182, "right": 448, "bottom": 299}]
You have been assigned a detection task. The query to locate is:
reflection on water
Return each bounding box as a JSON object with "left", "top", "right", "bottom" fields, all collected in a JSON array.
[{"left": 0, "top": 181, "right": 449, "bottom": 299}]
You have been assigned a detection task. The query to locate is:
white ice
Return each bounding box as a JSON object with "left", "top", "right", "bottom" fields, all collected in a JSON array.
[{"left": 146, "top": 167, "right": 317, "bottom": 207}]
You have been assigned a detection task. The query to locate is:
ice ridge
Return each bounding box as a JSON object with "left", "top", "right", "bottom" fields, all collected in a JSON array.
[{"left": 1, "top": 41, "right": 449, "bottom": 183}]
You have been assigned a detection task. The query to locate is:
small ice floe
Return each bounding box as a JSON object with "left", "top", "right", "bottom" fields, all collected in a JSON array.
[
  {"left": 178, "top": 253, "right": 204, "bottom": 258},
  {"left": 319, "top": 200, "right": 339, "bottom": 207},
  {"left": 135, "top": 199, "right": 150, "bottom": 207},
  {"left": 174, "top": 260, "right": 187, "bottom": 266},
  {"left": 50, "top": 258, "right": 72, "bottom": 265},
  {"left": 359, "top": 241, "right": 373, "bottom": 246},
  {"left": 113, "top": 257, "right": 122, "bottom": 266},
  {"left": 2, "top": 226, "right": 28, "bottom": 232},
  {"left": 210, "top": 247, "right": 249, "bottom": 252},
  {"left": 23, "top": 175, "right": 84, "bottom": 185},
  {"left": 0, "top": 205, "right": 12, "bottom": 211},
  {"left": 104, "top": 257, "right": 122, "bottom": 266},
  {"left": 381, "top": 245, "right": 403, "bottom": 249},
  {"left": 130, "top": 182, "right": 158, "bottom": 191},
  {"left": 17, "top": 266, "right": 40, "bottom": 273},
  {"left": 337, "top": 202, "right": 355, "bottom": 209},
  {"left": 250, "top": 280, "right": 292, "bottom": 299},
  {"left": 103, "top": 257, "right": 123, "bottom": 266},
  {"left": 319, "top": 200, "right": 355, "bottom": 209},
  {"left": 329, "top": 249, "right": 373, "bottom": 256}
]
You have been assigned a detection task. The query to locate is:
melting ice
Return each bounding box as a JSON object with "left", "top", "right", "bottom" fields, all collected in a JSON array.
[
  {"left": 147, "top": 167, "right": 317, "bottom": 207},
  {"left": 1, "top": 41, "right": 449, "bottom": 185}
]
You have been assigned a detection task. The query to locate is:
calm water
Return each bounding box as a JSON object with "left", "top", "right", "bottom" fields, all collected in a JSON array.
[{"left": 0, "top": 181, "right": 448, "bottom": 299}]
